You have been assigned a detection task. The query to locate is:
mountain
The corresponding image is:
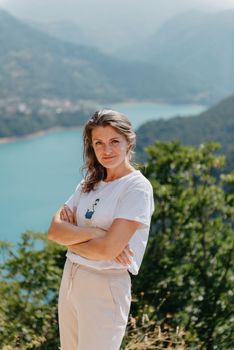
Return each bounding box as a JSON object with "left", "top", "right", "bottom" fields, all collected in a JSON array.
[
  {"left": 136, "top": 94, "right": 234, "bottom": 165},
  {"left": 26, "top": 19, "right": 149, "bottom": 54},
  {"left": 0, "top": 8, "right": 204, "bottom": 105},
  {"left": 26, "top": 20, "right": 94, "bottom": 48},
  {"left": 0, "top": 9, "right": 117, "bottom": 102},
  {"left": 116, "top": 10, "right": 234, "bottom": 103},
  {"left": 0, "top": 0, "right": 166, "bottom": 54},
  {"left": 0, "top": 9, "right": 210, "bottom": 139}
]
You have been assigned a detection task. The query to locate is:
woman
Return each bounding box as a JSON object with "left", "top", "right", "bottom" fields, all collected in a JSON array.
[{"left": 48, "top": 109, "right": 154, "bottom": 350}]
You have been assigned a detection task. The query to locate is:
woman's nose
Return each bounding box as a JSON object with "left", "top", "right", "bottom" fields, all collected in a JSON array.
[{"left": 103, "top": 143, "right": 112, "bottom": 154}]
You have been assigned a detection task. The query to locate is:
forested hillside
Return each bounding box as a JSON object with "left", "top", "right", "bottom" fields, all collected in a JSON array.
[
  {"left": 2, "top": 9, "right": 234, "bottom": 139},
  {"left": 0, "top": 9, "right": 195, "bottom": 104},
  {"left": 136, "top": 94, "right": 234, "bottom": 165},
  {"left": 1, "top": 8, "right": 215, "bottom": 139}
]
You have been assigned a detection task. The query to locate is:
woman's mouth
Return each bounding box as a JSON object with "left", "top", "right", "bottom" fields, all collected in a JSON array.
[{"left": 102, "top": 156, "right": 115, "bottom": 161}]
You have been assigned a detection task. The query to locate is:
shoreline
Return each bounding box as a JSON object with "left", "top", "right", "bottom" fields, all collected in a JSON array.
[
  {"left": 110, "top": 99, "right": 207, "bottom": 107},
  {"left": 0, "top": 100, "right": 207, "bottom": 145},
  {"left": 0, "top": 125, "right": 83, "bottom": 145}
]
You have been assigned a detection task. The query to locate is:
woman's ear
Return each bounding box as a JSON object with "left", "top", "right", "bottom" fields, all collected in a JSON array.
[
  {"left": 126, "top": 143, "right": 132, "bottom": 159},
  {"left": 127, "top": 142, "right": 132, "bottom": 152}
]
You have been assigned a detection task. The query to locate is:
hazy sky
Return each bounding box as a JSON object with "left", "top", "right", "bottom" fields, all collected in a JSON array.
[{"left": 1, "top": 0, "right": 234, "bottom": 30}]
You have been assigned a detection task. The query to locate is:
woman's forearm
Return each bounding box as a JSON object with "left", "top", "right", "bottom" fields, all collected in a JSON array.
[
  {"left": 68, "top": 237, "right": 109, "bottom": 260},
  {"left": 68, "top": 218, "right": 140, "bottom": 262},
  {"left": 48, "top": 210, "right": 96, "bottom": 246}
]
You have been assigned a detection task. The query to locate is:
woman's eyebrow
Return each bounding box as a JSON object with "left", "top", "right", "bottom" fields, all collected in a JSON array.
[{"left": 92, "top": 136, "right": 121, "bottom": 141}]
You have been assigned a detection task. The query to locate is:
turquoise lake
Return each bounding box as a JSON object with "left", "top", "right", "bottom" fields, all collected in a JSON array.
[{"left": 0, "top": 102, "right": 205, "bottom": 243}]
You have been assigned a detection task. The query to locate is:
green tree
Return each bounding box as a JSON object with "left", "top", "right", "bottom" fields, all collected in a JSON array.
[
  {"left": 0, "top": 231, "right": 66, "bottom": 349},
  {"left": 134, "top": 141, "right": 234, "bottom": 349}
]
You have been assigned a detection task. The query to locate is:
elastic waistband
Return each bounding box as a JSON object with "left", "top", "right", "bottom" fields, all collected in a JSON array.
[{"left": 67, "top": 258, "right": 128, "bottom": 275}]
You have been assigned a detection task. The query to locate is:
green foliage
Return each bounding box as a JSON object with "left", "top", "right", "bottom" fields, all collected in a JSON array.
[
  {"left": 1, "top": 141, "right": 234, "bottom": 349},
  {"left": 134, "top": 141, "right": 234, "bottom": 349},
  {"left": 0, "top": 231, "right": 66, "bottom": 349}
]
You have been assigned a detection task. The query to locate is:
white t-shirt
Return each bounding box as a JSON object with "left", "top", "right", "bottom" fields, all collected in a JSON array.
[{"left": 65, "top": 170, "right": 154, "bottom": 275}]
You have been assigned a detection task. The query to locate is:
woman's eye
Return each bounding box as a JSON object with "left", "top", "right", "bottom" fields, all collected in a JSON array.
[
  {"left": 94, "top": 141, "right": 102, "bottom": 146},
  {"left": 112, "top": 140, "right": 119, "bottom": 144}
]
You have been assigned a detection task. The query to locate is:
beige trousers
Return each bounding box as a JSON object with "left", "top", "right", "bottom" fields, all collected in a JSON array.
[{"left": 58, "top": 258, "right": 131, "bottom": 350}]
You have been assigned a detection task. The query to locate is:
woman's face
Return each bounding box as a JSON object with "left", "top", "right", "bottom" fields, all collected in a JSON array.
[{"left": 91, "top": 125, "right": 130, "bottom": 170}]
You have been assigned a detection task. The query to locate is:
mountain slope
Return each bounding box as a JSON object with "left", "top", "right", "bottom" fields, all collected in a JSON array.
[
  {"left": 0, "top": 9, "right": 201, "bottom": 104},
  {"left": 26, "top": 20, "right": 92, "bottom": 47},
  {"left": 136, "top": 94, "right": 234, "bottom": 162},
  {"left": 0, "top": 9, "right": 117, "bottom": 101},
  {"left": 117, "top": 10, "right": 234, "bottom": 103}
]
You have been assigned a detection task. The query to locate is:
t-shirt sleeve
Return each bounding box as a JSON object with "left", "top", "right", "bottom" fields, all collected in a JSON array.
[
  {"left": 64, "top": 182, "right": 82, "bottom": 210},
  {"left": 113, "top": 182, "right": 154, "bottom": 229}
]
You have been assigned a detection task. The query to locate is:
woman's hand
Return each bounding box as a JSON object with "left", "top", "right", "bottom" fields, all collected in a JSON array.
[
  {"left": 60, "top": 206, "right": 107, "bottom": 238},
  {"left": 114, "top": 244, "right": 134, "bottom": 266},
  {"left": 60, "top": 205, "right": 77, "bottom": 225}
]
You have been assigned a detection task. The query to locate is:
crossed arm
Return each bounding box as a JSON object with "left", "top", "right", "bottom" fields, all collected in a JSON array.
[{"left": 48, "top": 205, "right": 140, "bottom": 265}]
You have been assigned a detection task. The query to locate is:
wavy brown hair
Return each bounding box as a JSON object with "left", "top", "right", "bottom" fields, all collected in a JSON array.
[{"left": 81, "top": 109, "right": 136, "bottom": 193}]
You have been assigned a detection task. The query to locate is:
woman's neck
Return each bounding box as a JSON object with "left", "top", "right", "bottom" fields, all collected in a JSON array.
[{"left": 104, "top": 164, "right": 136, "bottom": 182}]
